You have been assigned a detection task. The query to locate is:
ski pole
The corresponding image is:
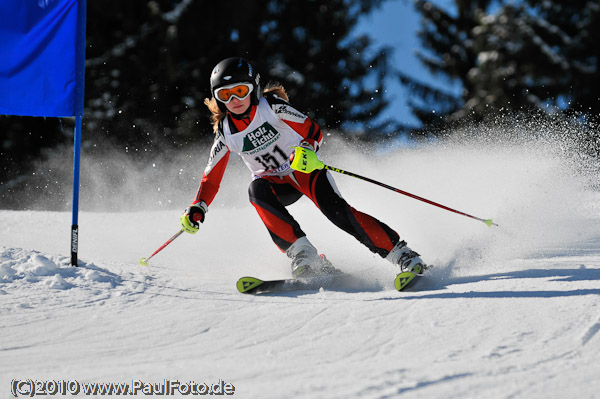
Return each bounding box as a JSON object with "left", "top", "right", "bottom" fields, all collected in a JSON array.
[
  {"left": 324, "top": 164, "right": 497, "bottom": 227},
  {"left": 139, "top": 229, "right": 184, "bottom": 266},
  {"left": 289, "top": 146, "right": 497, "bottom": 227}
]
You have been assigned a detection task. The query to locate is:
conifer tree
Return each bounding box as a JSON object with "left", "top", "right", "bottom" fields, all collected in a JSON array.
[
  {"left": 83, "top": 0, "right": 389, "bottom": 148},
  {"left": 403, "top": 0, "right": 600, "bottom": 128}
]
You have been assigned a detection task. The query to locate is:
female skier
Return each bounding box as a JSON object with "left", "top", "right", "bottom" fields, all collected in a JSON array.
[{"left": 180, "top": 57, "right": 426, "bottom": 278}]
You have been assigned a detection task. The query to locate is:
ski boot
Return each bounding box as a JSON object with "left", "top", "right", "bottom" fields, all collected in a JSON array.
[
  {"left": 286, "top": 237, "right": 339, "bottom": 278},
  {"left": 318, "top": 254, "right": 339, "bottom": 275},
  {"left": 385, "top": 240, "right": 426, "bottom": 275}
]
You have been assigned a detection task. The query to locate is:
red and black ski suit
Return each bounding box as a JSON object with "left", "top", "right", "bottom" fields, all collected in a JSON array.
[{"left": 193, "top": 93, "right": 400, "bottom": 257}]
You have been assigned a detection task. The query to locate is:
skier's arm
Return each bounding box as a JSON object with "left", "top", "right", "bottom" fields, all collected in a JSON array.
[
  {"left": 194, "top": 134, "right": 230, "bottom": 207},
  {"left": 181, "top": 134, "right": 230, "bottom": 234},
  {"left": 266, "top": 94, "right": 323, "bottom": 151}
]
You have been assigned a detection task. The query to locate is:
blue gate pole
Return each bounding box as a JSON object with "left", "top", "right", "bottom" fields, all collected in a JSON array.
[{"left": 71, "top": 0, "right": 87, "bottom": 266}]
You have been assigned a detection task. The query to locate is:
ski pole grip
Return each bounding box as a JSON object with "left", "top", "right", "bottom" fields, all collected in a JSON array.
[{"left": 290, "top": 146, "right": 325, "bottom": 173}]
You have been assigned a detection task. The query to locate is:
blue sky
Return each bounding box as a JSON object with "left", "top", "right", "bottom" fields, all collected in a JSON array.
[{"left": 356, "top": 0, "right": 459, "bottom": 128}]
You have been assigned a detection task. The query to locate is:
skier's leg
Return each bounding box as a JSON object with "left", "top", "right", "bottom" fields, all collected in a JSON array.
[
  {"left": 248, "top": 178, "right": 333, "bottom": 276},
  {"left": 248, "top": 177, "right": 304, "bottom": 252},
  {"left": 306, "top": 170, "right": 426, "bottom": 271},
  {"left": 294, "top": 169, "right": 401, "bottom": 257}
]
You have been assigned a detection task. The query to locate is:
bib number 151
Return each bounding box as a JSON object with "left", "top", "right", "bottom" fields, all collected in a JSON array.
[{"left": 254, "top": 145, "right": 289, "bottom": 170}]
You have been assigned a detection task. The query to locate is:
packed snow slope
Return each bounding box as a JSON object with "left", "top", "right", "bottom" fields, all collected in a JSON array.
[{"left": 2, "top": 121, "right": 600, "bottom": 398}]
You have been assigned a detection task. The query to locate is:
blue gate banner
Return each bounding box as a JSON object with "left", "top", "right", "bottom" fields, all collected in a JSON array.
[{"left": 0, "top": 0, "right": 79, "bottom": 117}]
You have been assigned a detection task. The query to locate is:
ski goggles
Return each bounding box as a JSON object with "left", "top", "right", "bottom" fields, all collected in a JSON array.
[{"left": 214, "top": 83, "right": 253, "bottom": 104}]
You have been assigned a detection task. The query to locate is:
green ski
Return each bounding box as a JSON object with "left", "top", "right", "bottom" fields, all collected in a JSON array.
[
  {"left": 394, "top": 271, "right": 421, "bottom": 291},
  {"left": 237, "top": 276, "right": 314, "bottom": 294},
  {"left": 237, "top": 272, "right": 354, "bottom": 294}
]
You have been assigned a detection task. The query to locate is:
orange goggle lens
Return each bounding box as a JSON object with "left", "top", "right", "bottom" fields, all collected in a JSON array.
[{"left": 214, "top": 83, "right": 253, "bottom": 103}]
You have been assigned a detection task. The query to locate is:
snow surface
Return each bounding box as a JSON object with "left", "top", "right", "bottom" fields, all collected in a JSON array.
[{"left": 2, "top": 127, "right": 600, "bottom": 398}]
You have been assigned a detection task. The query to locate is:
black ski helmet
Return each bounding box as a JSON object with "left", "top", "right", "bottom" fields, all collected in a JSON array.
[{"left": 210, "top": 57, "right": 261, "bottom": 112}]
